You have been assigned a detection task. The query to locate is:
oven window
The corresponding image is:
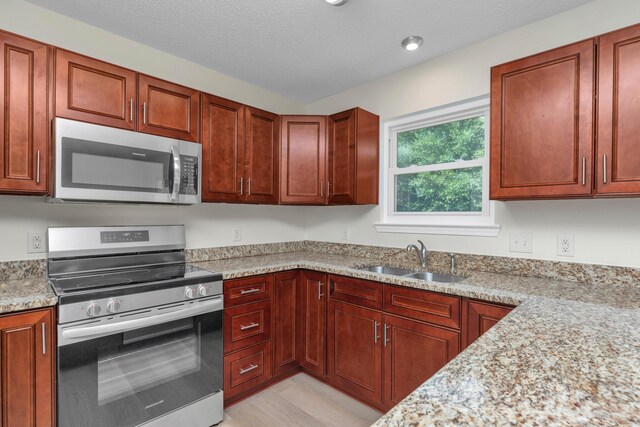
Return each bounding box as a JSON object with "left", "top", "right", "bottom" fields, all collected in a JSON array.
[{"left": 97, "top": 318, "right": 200, "bottom": 405}]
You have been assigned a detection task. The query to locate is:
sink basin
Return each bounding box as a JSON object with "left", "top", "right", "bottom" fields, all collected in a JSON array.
[
  {"left": 356, "top": 265, "right": 415, "bottom": 276},
  {"left": 404, "top": 271, "right": 465, "bottom": 283}
]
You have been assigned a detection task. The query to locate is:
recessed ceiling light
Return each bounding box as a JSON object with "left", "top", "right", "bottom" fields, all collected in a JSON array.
[
  {"left": 325, "top": 0, "right": 350, "bottom": 6},
  {"left": 401, "top": 36, "right": 424, "bottom": 51}
]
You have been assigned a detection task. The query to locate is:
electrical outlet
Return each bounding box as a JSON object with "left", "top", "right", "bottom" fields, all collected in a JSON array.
[
  {"left": 341, "top": 227, "right": 350, "bottom": 241},
  {"left": 233, "top": 228, "right": 242, "bottom": 242},
  {"left": 509, "top": 232, "right": 533, "bottom": 253},
  {"left": 27, "top": 232, "right": 46, "bottom": 254},
  {"left": 557, "top": 234, "right": 575, "bottom": 257}
]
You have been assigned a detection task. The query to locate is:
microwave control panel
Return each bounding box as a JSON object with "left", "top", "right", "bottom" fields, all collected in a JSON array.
[{"left": 180, "top": 155, "right": 198, "bottom": 195}]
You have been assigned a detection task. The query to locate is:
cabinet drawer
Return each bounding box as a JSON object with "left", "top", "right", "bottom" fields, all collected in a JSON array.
[
  {"left": 383, "top": 285, "right": 461, "bottom": 329},
  {"left": 224, "top": 300, "right": 271, "bottom": 354},
  {"left": 224, "top": 341, "right": 272, "bottom": 402},
  {"left": 224, "top": 274, "right": 273, "bottom": 307},
  {"left": 329, "top": 275, "right": 383, "bottom": 310}
]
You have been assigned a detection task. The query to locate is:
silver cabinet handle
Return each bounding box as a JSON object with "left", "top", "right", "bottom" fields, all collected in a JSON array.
[
  {"left": 582, "top": 157, "right": 586, "bottom": 186},
  {"left": 247, "top": 178, "right": 251, "bottom": 195},
  {"left": 240, "top": 288, "right": 260, "bottom": 295},
  {"left": 35, "top": 150, "right": 41, "bottom": 184},
  {"left": 170, "top": 145, "right": 181, "bottom": 202},
  {"left": 239, "top": 177, "right": 244, "bottom": 195},
  {"left": 374, "top": 321, "right": 380, "bottom": 343},
  {"left": 239, "top": 322, "right": 259, "bottom": 331},
  {"left": 384, "top": 324, "right": 390, "bottom": 347},
  {"left": 41, "top": 323, "right": 46, "bottom": 354},
  {"left": 143, "top": 102, "right": 147, "bottom": 125},
  {"left": 129, "top": 98, "right": 134, "bottom": 122},
  {"left": 603, "top": 154, "right": 607, "bottom": 184},
  {"left": 239, "top": 364, "right": 258, "bottom": 375},
  {"left": 317, "top": 282, "right": 324, "bottom": 300}
]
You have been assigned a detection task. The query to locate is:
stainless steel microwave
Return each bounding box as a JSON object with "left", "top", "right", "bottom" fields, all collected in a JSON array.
[{"left": 53, "top": 118, "right": 201, "bottom": 205}]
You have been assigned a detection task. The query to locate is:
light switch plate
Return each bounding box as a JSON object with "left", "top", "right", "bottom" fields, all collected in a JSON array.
[{"left": 509, "top": 232, "right": 532, "bottom": 253}]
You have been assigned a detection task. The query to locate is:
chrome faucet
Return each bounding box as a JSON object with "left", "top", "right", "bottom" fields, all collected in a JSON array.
[{"left": 407, "top": 240, "right": 428, "bottom": 269}]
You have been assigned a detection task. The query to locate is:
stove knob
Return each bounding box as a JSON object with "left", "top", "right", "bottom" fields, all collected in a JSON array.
[
  {"left": 86, "top": 302, "right": 102, "bottom": 317},
  {"left": 198, "top": 284, "right": 209, "bottom": 297},
  {"left": 107, "top": 299, "right": 121, "bottom": 314},
  {"left": 184, "top": 286, "right": 197, "bottom": 299}
]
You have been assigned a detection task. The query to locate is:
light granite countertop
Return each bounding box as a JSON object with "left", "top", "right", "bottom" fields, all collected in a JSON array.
[
  {"left": 191, "top": 251, "right": 640, "bottom": 426},
  {"left": 1, "top": 250, "right": 638, "bottom": 425}
]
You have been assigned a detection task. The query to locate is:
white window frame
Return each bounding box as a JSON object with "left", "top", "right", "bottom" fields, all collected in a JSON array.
[{"left": 375, "top": 95, "right": 500, "bottom": 237}]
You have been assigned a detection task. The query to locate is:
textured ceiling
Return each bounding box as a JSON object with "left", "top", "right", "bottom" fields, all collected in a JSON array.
[{"left": 26, "top": 0, "right": 593, "bottom": 103}]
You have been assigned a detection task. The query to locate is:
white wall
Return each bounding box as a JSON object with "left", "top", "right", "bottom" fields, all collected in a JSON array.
[
  {"left": 303, "top": 0, "right": 640, "bottom": 268},
  {"left": 0, "top": 0, "right": 307, "bottom": 262}
]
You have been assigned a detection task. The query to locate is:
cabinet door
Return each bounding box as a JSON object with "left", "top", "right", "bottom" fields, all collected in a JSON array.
[
  {"left": 245, "top": 106, "right": 279, "bottom": 204},
  {"left": 138, "top": 74, "right": 199, "bottom": 142},
  {"left": 55, "top": 49, "right": 136, "bottom": 130},
  {"left": 299, "top": 271, "right": 327, "bottom": 378},
  {"left": 327, "top": 300, "right": 383, "bottom": 408},
  {"left": 464, "top": 300, "right": 513, "bottom": 349},
  {"left": 597, "top": 24, "right": 640, "bottom": 195},
  {"left": 273, "top": 271, "right": 300, "bottom": 376},
  {"left": 490, "top": 39, "right": 594, "bottom": 199},
  {"left": 0, "top": 32, "right": 49, "bottom": 194},
  {"left": 383, "top": 314, "right": 459, "bottom": 409},
  {"left": 201, "top": 93, "right": 244, "bottom": 202},
  {"left": 280, "top": 115, "right": 327, "bottom": 204},
  {"left": 0, "top": 308, "right": 54, "bottom": 427},
  {"left": 328, "top": 108, "right": 379, "bottom": 205}
]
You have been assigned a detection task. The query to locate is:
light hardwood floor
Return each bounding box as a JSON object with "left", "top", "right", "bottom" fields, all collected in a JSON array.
[{"left": 221, "top": 373, "right": 383, "bottom": 427}]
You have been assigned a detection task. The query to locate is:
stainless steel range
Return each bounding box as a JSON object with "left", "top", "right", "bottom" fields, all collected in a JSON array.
[{"left": 48, "top": 225, "right": 223, "bottom": 427}]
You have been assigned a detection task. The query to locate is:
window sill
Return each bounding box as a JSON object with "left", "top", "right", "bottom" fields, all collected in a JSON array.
[{"left": 374, "top": 222, "right": 501, "bottom": 237}]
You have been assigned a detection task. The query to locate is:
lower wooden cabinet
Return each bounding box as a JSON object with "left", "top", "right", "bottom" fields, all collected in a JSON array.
[
  {"left": 299, "top": 270, "right": 327, "bottom": 378},
  {"left": 327, "top": 299, "right": 384, "bottom": 408},
  {"left": 223, "top": 341, "right": 272, "bottom": 402},
  {"left": 383, "top": 314, "right": 459, "bottom": 409},
  {"left": 0, "top": 308, "right": 54, "bottom": 427},
  {"left": 273, "top": 271, "right": 301, "bottom": 376},
  {"left": 464, "top": 300, "right": 513, "bottom": 349}
]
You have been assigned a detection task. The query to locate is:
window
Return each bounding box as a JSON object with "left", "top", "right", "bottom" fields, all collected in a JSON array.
[{"left": 376, "top": 96, "right": 500, "bottom": 236}]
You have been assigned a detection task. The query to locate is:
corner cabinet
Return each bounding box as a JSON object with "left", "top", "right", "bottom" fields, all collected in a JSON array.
[
  {"left": 490, "top": 39, "right": 595, "bottom": 199},
  {"left": 298, "top": 270, "right": 327, "bottom": 378},
  {"left": 328, "top": 108, "right": 379, "bottom": 205},
  {"left": 0, "top": 31, "right": 49, "bottom": 194},
  {"left": 0, "top": 308, "right": 55, "bottom": 427}
]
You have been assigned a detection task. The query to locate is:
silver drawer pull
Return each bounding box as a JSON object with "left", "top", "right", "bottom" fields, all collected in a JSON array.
[
  {"left": 603, "top": 154, "right": 607, "bottom": 184},
  {"left": 581, "top": 157, "right": 586, "bottom": 186},
  {"left": 239, "top": 364, "right": 259, "bottom": 375},
  {"left": 129, "top": 98, "right": 134, "bottom": 122},
  {"left": 240, "top": 322, "right": 259, "bottom": 331},
  {"left": 41, "top": 323, "right": 46, "bottom": 354},
  {"left": 240, "top": 288, "right": 261, "bottom": 295},
  {"left": 36, "top": 150, "right": 41, "bottom": 184}
]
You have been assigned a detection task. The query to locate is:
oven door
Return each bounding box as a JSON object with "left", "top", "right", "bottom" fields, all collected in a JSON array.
[
  {"left": 57, "top": 298, "right": 222, "bottom": 427},
  {"left": 53, "top": 118, "right": 201, "bottom": 204}
]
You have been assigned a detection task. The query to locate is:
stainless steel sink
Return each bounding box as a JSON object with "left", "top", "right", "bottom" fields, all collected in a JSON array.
[
  {"left": 356, "top": 265, "right": 415, "bottom": 276},
  {"left": 404, "top": 271, "right": 465, "bottom": 283}
]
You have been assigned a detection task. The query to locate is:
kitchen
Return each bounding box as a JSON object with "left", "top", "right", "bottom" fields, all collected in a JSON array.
[{"left": 0, "top": 0, "right": 639, "bottom": 426}]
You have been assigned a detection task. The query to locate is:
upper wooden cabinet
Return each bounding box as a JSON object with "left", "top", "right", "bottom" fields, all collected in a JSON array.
[
  {"left": 138, "top": 74, "right": 199, "bottom": 142},
  {"left": 597, "top": 24, "right": 640, "bottom": 195},
  {"left": 490, "top": 39, "right": 595, "bottom": 199},
  {"left": 328, "top": 108, "right": 379, "bottom": 205},
  {"left": 0, "top": 308, "right": 55, "bottom": 427},
  {"left": 201, "top": 93, "right": 245, "bottom": 202},
  {"left": 244, "top": 106, "right": 279, "bottom": 204},
  {"left": 201, "top": 96, "right": 279, "bottom": 203},
  {"left": 280, "top": 115, "right": 327, "bottom": 205},
  {"left": 55, "top": 49, "right": 136, "bottom": 131},
  {"left": 55, "top": 50, "right": 199, "bottom": 142},
  {"left": 0, "top": 31, "right": 49, "bottom": 195}
]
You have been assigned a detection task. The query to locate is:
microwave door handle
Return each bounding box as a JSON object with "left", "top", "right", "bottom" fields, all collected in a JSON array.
[
  {"left": 170, "top": 145, "right": 181, "bottom": 202},
  {"left": 59, "top": 297, "right": 223, "bottom": 346}
]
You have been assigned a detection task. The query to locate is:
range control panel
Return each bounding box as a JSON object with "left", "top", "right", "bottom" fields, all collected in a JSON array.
[{"left": 100, "top": 230, "right": 150, "bottom": 244}]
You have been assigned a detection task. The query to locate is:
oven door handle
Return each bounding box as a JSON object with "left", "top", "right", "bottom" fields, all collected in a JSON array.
[{"left": 59, "top": 297, "right": 222, "bottom": 346}]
